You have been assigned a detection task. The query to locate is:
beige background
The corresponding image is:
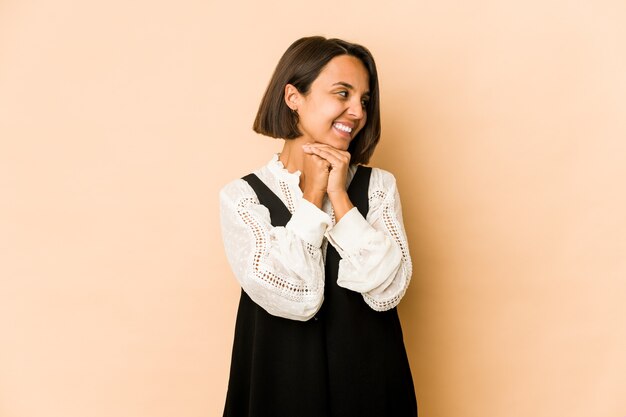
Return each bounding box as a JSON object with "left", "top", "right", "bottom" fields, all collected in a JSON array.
[{"left": 1, "top": 0, "right": 625, "bottom": 416}]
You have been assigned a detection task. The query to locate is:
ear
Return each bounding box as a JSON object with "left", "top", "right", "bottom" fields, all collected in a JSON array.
[{"left": 284, "top": 84, "right": 301, "bottom": 111}]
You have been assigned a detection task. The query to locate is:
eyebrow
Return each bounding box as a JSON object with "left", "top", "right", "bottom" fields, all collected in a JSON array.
[{"left": 332, "top": 82, "right": 370, "bottom": 96}]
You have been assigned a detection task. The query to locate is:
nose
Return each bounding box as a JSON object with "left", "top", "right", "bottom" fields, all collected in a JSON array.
[{"left": 347, "top": 97, "right": 365, "bottom": 120}]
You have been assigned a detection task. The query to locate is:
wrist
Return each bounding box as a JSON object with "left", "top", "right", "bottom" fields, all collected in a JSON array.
[
  {"left": 303, "top": 190, "right": 326, "bottom": 208},
  {"left": 328, "top": 191, "right": 353, "bottom": 222}
]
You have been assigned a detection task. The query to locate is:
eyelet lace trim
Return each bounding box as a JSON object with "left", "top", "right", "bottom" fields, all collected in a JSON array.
[
  {"left": 278, "top": 180, "right": 296, "bottom": 214},
  {"left": 236, "top": 196, "right": 318, "bottom": 302},
  {"left": 364, "top": 190, "right": 412, "bottom": 310}
]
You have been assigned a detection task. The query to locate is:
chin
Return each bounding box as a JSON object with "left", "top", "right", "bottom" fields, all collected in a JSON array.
[
  {"left": 315, "top": 134, "right": 352, "bottom": 151},
  {"left": 330, "top": 138, "right": 352, "bottom": 151}
]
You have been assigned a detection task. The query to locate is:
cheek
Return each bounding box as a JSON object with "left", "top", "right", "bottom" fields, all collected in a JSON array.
[
  {"left": 303, "top": 100, "right": 336, "bottom": 124},
  {"left": 357, "top": 114, "right": 368, "bottom": 135},
  {"left": 323, "top": 102, "right": 344, "bottom": 119}
]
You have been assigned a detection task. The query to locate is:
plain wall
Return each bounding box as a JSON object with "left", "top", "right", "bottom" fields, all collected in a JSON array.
[{"left": 1, "top": 1, "right": 625, "bottom": 416}]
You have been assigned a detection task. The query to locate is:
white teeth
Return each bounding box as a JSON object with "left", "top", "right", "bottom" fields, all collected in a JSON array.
[{"left": 334, "top": 123, "right": 352, "bottom": 133}]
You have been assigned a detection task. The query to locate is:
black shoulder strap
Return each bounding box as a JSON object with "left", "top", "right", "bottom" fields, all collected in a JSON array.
[
  {"left": 347, "top": 165, "right": 372, "bottom": 218},
  {"left": 241, "top": 173, "right": 292, "bottom": 227},
  {"left": 242, "top": 166, "right": 372, "bottom": 227}
]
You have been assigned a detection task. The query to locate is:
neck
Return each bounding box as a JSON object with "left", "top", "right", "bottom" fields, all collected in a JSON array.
[{"left": 278, "top": 137, "right": 308, "bottom": 174}]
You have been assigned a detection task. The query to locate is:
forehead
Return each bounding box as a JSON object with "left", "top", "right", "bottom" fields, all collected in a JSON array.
[{"left": 313, "top": 55, "right": 369, "bottom": 91}]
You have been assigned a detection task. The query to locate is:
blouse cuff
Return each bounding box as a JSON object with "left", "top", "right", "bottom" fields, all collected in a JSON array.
[
  {"left": 326, "top": 207, "right": 373, "bottom": 254},
  {"left": 285, "top": 198, "right": 332, "bottom": 247}
]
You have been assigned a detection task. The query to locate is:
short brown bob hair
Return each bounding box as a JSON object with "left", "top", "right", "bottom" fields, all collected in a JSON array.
[{"left": 253, "top": 36, "right": 381, "bottom": 165}]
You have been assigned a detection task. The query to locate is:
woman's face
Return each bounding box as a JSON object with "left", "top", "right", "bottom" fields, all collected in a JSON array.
[{"left": 288, "top": 55, "right": 370, "bottom": 151}]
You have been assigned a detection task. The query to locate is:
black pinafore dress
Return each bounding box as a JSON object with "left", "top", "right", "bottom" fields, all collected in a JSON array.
[{"left": 223, "top": 166, "right": 417, "bottom": 417}]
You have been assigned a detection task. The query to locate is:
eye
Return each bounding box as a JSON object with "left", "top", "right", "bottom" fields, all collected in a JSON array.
[
  {"left": 361, "top": 98, "right": 369, "bottom": 108},
  {"left": 337, "top": 90, "right": 348, "bottom": 98}
]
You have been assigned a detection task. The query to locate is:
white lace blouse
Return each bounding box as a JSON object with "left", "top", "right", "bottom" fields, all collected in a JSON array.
[{"left": 219, "top": 154, "right": 413, "bottom": 321}]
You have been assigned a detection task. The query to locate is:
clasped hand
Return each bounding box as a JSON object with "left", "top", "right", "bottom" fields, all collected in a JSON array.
[{"left": 301, "top": 143, "right": 353, "bottom": 216}]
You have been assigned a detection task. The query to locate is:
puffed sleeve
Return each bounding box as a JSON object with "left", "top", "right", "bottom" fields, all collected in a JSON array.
[
  {"left": 219, "top": 178, "right": 332, "bottom": 321},
  {"left": 325, "top": 169, "right": 412, "bottom": 311}
]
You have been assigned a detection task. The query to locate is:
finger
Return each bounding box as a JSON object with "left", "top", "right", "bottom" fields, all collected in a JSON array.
[
  {"left": 304, "top": 152, "right": 332, "bottom": 171},
  {"left": 306, "top": 142, "right": 344, "bottom": 150},
  {"left": 305, "top": 146, "right": 349, "bottom": 169},
  {"left": 304, "top": 146, "right": 334, "bottom": 162},
  {"left": 305, "top": 143, "right": 350, "bottom": 160},
  {"left": 303, "top": 144, "right": 340, "bottom": 158},
  {"left": 304, "top": 152, "right": 328, "bottom": 164},
  {"left": 304, "top": 143, "right": 338, "bottom": 152}
]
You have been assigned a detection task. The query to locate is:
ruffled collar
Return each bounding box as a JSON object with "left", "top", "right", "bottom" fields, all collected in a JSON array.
[{"left": 267, "top": 153, "right": 301, "bottom": 185}]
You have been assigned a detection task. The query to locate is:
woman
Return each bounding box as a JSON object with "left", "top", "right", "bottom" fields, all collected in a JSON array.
[{"left": 220, "top": 36, "right": 417, "bottom": 417}]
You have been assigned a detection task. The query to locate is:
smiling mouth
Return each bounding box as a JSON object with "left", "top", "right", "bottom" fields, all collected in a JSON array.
[{"left": 333, "top": 122, "right": 353, "bottom": 134}]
